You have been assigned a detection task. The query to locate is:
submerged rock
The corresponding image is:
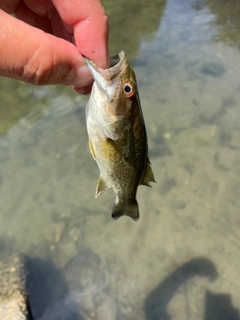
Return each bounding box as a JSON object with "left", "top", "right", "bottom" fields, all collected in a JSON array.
[
  {"left": 200, "top": 61, "right": 225, "bottom": 78},
  {"left": 0, "top": 255, "right": 32, "bottom": 320}
]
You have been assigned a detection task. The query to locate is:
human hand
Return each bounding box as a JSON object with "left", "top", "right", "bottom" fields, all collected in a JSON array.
[{"left": 0, "top": 0, "right": 109, "bottom": 94}]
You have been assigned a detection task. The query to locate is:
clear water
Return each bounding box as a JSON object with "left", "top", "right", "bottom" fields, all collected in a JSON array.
[{"left": 1, "top": 0, "right": 240, "bottom": 319}]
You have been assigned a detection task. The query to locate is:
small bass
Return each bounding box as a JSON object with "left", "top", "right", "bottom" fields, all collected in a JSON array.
[{"left": 85, "top": 51, "right": 155, "bottom": 220}]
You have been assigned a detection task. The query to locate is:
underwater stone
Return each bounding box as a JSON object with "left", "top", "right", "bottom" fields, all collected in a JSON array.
[
  {"left": 0, "top": 255, "right": 32, "bottom": 320},
  {"left": 200, "top": 61, "right": 225, "bottom": 77}
]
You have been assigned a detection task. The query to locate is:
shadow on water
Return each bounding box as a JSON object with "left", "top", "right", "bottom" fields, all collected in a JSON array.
[
  {"left": 25, "top": 257, "right": 83, "bottom": 320},
  {"left": 144, "top": 257, "right": 240, "bottom": 320},
  {"left": 144, "top": 258, "right": 217, "bottom": 320},
  {"left": 204, "top": 290, "right": 240, "bottom": 320},
  {"left": 24, "top": 245, "right": 115, "bottom": 320}
]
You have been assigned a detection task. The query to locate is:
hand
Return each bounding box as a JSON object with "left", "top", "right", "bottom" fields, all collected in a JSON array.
[{"left": 0, "top": 0, "right": 109, "bottom": 94}]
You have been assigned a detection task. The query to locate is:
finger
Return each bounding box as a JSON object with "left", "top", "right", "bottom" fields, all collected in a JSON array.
[
  {"left": 15, "top": 1, "right": 73, "bottom": 42},
  {"left": 0, "top": 10, "right": 92, "bottom": 87},
  {"left": 73, "top": 84, "right": 93, "bottom": 95},
  {"left": 22, "top": 0, "right": 55, "bottom": 19},
  {"left": 14, "top": 1, "right": 53, "bottom": 34},
  {"left": 51, "top": 12, "right": 73, "bottom": 42},
  {"left": 51, "top": 0, "right": 109, "bottom": 69},
  {"left": 0, "top": 0, "right": 21, "bottom": 13},
  {"left": 21, "top": 0, "right": 73, "bottom": 39}
]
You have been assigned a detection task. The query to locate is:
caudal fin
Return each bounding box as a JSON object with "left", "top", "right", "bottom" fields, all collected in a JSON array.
[{"left": 111, "top": 199, "right": 139, "bottom": 221}]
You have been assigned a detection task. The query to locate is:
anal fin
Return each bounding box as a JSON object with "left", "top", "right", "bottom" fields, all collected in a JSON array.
[{"left": 95, "top": 175, "right": 110, "bottom": 198}]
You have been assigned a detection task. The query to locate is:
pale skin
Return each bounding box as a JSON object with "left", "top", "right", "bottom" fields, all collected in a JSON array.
[{"left": 0, "top": 0, "right": 109, "bottom": 94}]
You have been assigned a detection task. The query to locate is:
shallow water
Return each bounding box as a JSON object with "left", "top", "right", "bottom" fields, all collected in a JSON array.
[{"left": 1, "top": 0, "right": 240, "bottom": 319}]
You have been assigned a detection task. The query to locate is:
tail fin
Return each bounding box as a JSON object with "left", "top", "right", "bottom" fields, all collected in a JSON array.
[{"left": 111, "top": 199, "right": 139, "bottom": 221}]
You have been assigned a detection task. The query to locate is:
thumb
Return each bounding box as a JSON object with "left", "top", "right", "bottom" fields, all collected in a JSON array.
[{"left": 0, "top": 10, "right": 92, "bottom": 87}]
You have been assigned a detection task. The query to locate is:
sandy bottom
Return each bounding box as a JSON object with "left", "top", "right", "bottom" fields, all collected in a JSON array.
[{"left": 0, "top": 0, "right": 240, "bottom": 319}]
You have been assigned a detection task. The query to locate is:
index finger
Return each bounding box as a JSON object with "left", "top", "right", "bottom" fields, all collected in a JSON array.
[{"left": 51, "top": 0, "right": 109, "bottom": 69}]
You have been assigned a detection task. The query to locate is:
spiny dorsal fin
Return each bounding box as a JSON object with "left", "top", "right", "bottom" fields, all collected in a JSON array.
[
  {"left": 95, "top": 175, "right": 110, "bottom": 198},
  {"left": 141, "top": 157, "right": 156, "bottom": 187}
]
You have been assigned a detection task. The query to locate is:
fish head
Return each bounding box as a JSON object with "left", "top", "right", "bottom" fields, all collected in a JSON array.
[{"left": 84, "top": 51, "right": 139, "bottom": 140}]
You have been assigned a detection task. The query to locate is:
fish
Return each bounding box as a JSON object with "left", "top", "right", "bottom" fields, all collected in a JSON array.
[{"left": 84, "top": 51, "right": 155, "bottom": 221}]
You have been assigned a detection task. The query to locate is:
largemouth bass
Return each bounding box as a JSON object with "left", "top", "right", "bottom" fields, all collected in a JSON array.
[{"left": 85, "top": 51, "right": 155, "bottom": 220}]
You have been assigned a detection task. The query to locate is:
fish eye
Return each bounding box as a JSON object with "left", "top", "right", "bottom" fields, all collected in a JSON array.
[{"left": 123, "top": 82, "right": 134, "bottom": 97}]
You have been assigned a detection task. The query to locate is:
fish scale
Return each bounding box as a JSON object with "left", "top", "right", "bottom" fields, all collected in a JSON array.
[{"left": 85, "top": 51, "right": 155, "bottom": 220}]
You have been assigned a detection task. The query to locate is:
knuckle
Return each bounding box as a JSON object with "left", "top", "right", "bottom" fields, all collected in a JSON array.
[{"left": 23, "top": 48, "right": 53, "bottom": 85}]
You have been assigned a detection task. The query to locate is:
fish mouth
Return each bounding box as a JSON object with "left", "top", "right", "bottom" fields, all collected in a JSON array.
[
  {"left": 84, "top": 51, "right": 127, "bottom": 81},
  {"left": 109, "top": 51, "right": 124, "bottom": 68}
]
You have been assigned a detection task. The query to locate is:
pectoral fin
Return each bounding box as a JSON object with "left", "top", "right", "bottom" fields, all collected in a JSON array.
[
  {"left": 95, "top": 175, "right": 110, "bottom": 198},
  {"left": 141, "top": 158, "right": 156, "bottom": 187},
  {"left": 99, "top": 121, "right": 124, "bottom": 141},
  {"left": 88, "top": 139, "right": 96, "bottom": 160}
]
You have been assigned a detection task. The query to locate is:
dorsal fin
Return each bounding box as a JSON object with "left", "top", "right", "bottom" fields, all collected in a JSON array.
[{"left": 141, "top": 158, "right": 156, "bottom": 187}]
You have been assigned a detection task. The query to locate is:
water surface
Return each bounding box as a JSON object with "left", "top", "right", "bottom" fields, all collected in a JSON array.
[{"left": 1, "top": 0, "right": 240, "bottom": 319}]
